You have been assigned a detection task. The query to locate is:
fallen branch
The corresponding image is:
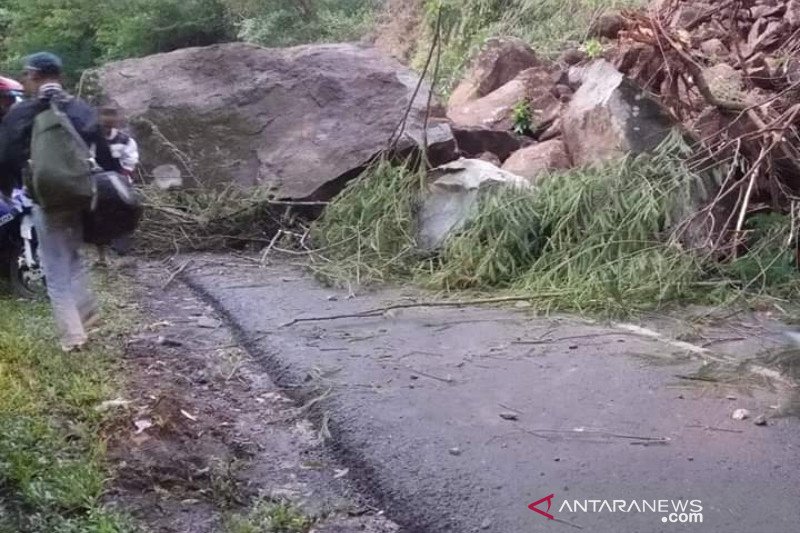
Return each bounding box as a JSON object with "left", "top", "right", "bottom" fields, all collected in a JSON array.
[
  {"left": 407, "top": 366, "right": 454, "bottom": 384},
  {"left": 162, "top": 259, "right": 193, "bottom": 289},
  {"left": 521, "top": 427, "right": 670, "bottom": 443},
  {"left": 280, "top": 294, "right": 564, "bottom": 327}
]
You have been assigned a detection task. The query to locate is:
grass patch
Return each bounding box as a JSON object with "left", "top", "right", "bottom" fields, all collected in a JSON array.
[
  {"left": 419, "top": 0, "right": 645, "bottom": 92},
  {"left": 0, "top": 273, "right": 138, "bottom": 532},
  {"left": 311, "top": 159, "right": 424, "bottom": 286},
  {"left": 224, "top": 500, "right": 314, "bottom": 533},
  {"left": 311, "top": 140, "right": 800, "bottom": 316}
]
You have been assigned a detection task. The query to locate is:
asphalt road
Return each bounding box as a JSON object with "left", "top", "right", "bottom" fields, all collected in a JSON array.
[{"left": 186, "top": 261, "right": 800, "bottom": 533}]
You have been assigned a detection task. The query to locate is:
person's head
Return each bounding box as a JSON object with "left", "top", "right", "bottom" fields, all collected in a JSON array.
[
  {"left": 99, "top": 106, "right": 121, "bottom": 136},
  {"left": 21, "top": 52, "right": 63, "bottom": 96}
]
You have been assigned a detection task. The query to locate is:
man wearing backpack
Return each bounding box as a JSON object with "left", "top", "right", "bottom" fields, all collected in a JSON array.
[{"left": 0, "top": 52, "right": 114, "bottom": 352}]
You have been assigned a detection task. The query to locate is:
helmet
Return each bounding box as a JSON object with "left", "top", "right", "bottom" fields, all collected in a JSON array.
[
  {"left": 0, "top": 76, "right": 22, "bottom": 92},
  {"left": 0, "top": 76, "right": 23, "bottom": 103}
]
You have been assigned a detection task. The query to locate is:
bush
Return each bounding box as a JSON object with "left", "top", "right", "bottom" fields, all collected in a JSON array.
[
  {"left": 0, "top": 0, "right": 235, "bottom": 81},
  {"left": 419, "top": 0, "right": 644, "bottom": 92},
  {"left": 0, "top": 0, "right": 386, "bottom": 82},
  {"left": 310, "top": 136, "right": 800, "bottom": 316},
  {"left": 231, "top": 0, "right": 379, "bottom": 47}
]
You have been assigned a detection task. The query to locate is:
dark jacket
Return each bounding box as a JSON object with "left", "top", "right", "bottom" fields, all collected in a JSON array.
[{"left": 0, "top": 89, "right": 115, "bottom": 196}]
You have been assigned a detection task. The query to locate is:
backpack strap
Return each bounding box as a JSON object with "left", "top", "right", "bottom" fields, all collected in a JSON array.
[{"left": 49, "top": 99, "right": 100, "bottom": 172}]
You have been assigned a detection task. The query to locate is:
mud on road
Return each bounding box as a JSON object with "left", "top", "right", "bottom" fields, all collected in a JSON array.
[{"left": 106, "top": 259, "right": 397, "bottom": 533}]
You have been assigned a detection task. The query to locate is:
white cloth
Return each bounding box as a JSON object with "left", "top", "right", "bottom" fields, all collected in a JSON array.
[{"left": 106, "top": 128, "right": 139, "bottom": 173}]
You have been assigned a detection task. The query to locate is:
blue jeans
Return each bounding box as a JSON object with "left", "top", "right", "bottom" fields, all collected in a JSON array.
[{"left": 33, "top": 207, "right": 97, "bottom": 346}]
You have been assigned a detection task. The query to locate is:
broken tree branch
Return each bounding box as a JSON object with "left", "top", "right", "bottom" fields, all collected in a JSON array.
[
  {"left": 162, "top": 259, "right": 193, "bottom": 289},
  {"left": 280, "top": 294, "right": 565, "bottom": 327}
]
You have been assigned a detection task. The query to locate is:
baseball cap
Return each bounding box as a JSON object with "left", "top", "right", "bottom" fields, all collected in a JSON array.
[{"left": 23, "top": 52, "right": 63, "bottom": 76}]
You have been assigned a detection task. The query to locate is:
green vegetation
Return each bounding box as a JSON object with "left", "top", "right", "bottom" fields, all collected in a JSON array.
[
  {"left": 224, "top": 500, "right": 314, "bottom": 533},
  {"left": 0, "top": 0, "right": 645, "bottom": 91},
  {"left": 312, "top": 138, "right": 800, "bottom": 317},
  {"left": 0, "top": 0, "right": 378, "bottom": 81},
  {"left": 511, "top": 99, "right": 533, "bottom": 135},
  {"left": 0, "top": 0, "right": 646, "bottom": 85},
  {"left": 0, "top": 276, "right": 138, "bottom": 532},
  {"left": 419, "top": 0, "right": 643, "bottom": 91},
  {"left": 311, "top": 159, "right": 422, "bottom": 285},
  {"left": 231, "top": 0, "right": 379, "bottom": 48},
  {"left": 581, "top": 38, "right": 605, "bottom": 59},
  {"left": 0, "top": 0, "right": 233, "bottom": 81}
]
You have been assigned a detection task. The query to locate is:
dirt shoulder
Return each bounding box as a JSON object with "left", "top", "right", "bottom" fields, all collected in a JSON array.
[{"left": 106, "top": 259, "right": 397, "bottom": 533}]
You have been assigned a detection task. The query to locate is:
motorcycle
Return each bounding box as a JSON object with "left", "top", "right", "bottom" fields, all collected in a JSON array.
[{"left": 0, "top": 188, "right": 45, "bottom": 299}]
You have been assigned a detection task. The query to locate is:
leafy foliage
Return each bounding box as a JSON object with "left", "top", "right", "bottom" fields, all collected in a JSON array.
[
  {"left": 511, "top": 99, "right": 533, "bottom": 135},
  {"left": 0, "top": 0, "right": 378, "bottom": 82},
  {"left": 0, "top": 0, "right": 233, "bottom": 81},
  {"left": 581, "top": 38, "right": 605, "bottom": 58},
  {"left": 419, "top": 0, "right": 644, "bottom": 91},
  {"left": 311, "top": 135, "right": 800, "bottom": 316},
  {"left": 229, "top": 0, "right": 379, "bottom": 48}
]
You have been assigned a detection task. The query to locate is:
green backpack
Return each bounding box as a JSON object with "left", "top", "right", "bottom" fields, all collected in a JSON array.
[{"left": 28, "top": 98, "right": 95, "bottom": 211}]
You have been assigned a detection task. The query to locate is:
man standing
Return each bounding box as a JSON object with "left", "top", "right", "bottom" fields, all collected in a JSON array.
[{"left": 0, "top": 52, "right": 113, "bottom": 352}]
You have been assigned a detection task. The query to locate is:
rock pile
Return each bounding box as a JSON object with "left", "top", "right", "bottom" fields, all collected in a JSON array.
[
  {"left": 439, "top": 0, "right": 800, "bottom": 256},
  {"left": 610, "top": 0, "right": 800, "bottom": 254},
  {"left": 97, "top": 0, "right": 800, "bottom": 258}
]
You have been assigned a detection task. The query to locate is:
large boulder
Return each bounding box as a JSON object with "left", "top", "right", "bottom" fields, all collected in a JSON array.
[
  {"left": 448, "top": 38, "right": 541, "bottom": 109},
  {"left": 447, "top": 67, "right": 560, "bottom": 131},
  {"left": 561, "top": 60, "right": 677, "bottom": 167},
  {"left": 416, "top": 159, "right": 530, "bottom": 251},
  {"left": 96, "top": 42, "right": 455, "bottom": 200},
  {"left": 501, "top": 140, "right": 572, "bottom": 183}
]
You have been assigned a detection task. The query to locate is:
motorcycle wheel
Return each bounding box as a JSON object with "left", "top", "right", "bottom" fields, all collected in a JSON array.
[{"left": 8, "top": 241, "right": 46, "bottom": 300}]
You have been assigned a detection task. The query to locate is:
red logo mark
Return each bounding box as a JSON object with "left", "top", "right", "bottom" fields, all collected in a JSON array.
[{"left": 529, "top": 494, "right": 556, "bottom": 520}]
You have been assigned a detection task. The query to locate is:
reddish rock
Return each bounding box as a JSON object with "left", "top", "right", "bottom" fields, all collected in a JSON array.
[
  {"left": 559, "top": 47, "right": 588, "bottom": 66},
  {"left": 589, "top": 13, "right": 627, "bottom": 39},
  {"left": 501, "top": 140, "right": 572, "bottom": 183},
  {"left": 448, "top": 38, "right": 541, "bottom": 109},
  {"left": 700, "top": 38, "right": 728, "bottom": 57},
  {"left": 476, "top": 152, "right": 502, "bottom": 167},
  {"left": 448, "top": 67, "right": 560, "bottom": 131},
  {"left": 786, "top": 0, "right": 800, "bottom": 26}
]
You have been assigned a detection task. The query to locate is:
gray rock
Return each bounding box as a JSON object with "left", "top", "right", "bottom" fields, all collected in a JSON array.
[
  {"left": 152, "top": 164, "right": 183, "bottom": 190},
  {"left": 416, "top": 159, "right": 531, "bottom": 251},
  {"left": 732, "top": 408, "right": 751, "bottom": 421},
  {"left": 97, "top": 42, "right": 454, "bottom": 201},
  {"left": 561, "top": 60, "right": 676, "bottom": 167},
  {"left": 700, "top": 38, "right": 729, "bottom": 58}
]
